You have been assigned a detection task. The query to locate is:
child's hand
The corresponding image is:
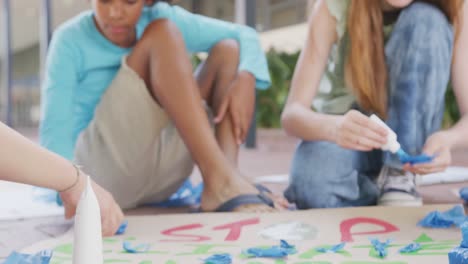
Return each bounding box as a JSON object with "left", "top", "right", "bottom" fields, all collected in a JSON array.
[
  {"left": 334, "top": 110, "right": 388, "bottom": 151},
  {"left": 405, "top": 131, "right": 452, "bottom": 175},
  {"left": 60, "top": 173, "right": 124, "bottom": 236},
  {"left": 214, "top": 71, "right": 256, "bottom": 145}
]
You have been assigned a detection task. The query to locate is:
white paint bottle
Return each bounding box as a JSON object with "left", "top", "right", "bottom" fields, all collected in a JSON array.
[
  {"left": 369, "top": 114, "right": 401, "bottom": 154},
  {"left": 73, "top": 175, "right": 103, "bottom": 264}
]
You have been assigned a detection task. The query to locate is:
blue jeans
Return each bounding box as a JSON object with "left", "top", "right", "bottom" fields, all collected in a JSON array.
[{"left": 284, "top": 2, "right": 454, "bottom": 209}]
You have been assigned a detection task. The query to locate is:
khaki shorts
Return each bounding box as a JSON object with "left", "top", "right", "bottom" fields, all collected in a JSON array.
[{"left": 75, "top": 57, "right": 194, "bottom": 209}]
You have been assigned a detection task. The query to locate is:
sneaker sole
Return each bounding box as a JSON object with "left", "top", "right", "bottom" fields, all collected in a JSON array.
[{"left": 378, "top": 200, "right": 423, "bottom": 206}]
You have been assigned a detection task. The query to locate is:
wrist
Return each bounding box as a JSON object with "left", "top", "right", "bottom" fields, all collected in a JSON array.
[
  {"left": 442, "top": 129, "right": 461, "bottom": 149},
  {"left": 59, "top": 167, "right": 85, "bottom": 202},
  {"left": 329, "top": 115, "right": 343, "bottom": 143}
]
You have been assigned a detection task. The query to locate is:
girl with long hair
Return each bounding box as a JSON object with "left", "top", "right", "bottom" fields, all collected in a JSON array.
[{"left": 282, "top": 0, "right": 467, "bottom": 208}]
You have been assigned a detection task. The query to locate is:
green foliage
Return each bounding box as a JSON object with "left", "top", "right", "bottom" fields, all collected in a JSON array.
[
  {"left": 257, "top": 50, "right": 300, "bottom": 128},
  {"left": 443, "top": 85, "right": 461, "bottom": 128},
  {"left": 195, "top": 49, "right": 460, "bottom": 128}
]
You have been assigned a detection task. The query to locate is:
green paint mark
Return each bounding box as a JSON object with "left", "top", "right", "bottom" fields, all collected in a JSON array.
[
  {"left": 104, "top": 238, "right": 119, "bottom": 243},
  {"left": 398, "top": 242, "right": 456, "bottom": 256},
  {"left": 139, "top": 261, "right": 152, "bottom": 264},
  {"left": 275, "top": 260, "right": 287, "bottom": 264},
  {"left": 353, "top": 244, "right": 402, "bottom": 249},
  {"left": 125, "top": 237, "right": 137, "bottom": 240},
  {"left": 440, "top": 240, "right": 460, "bottom": 243},
  {"left": 294, "top": 262, "right": 332, "bottom": 264},
  {"left": 165, "top": 261, "right": 177, "bottom": 264},
  {"left": 50, "top": 257, "right": 72, "bottom": 264},
  {"left": 421, "top": 244, "right": 457, "bottom": 250},
  {"left": 414, "top": 233, "right": 434, "bottom": 243},
  {"left": 54, "top": 243, "right": 73, "bottom": 255},
  {"left": 298, "top": 246, "right": 351, "bottom": 259},
  {"left": 120, "top": 250, "right": 168, "bottom": 254},
  {"left": 341, "top": 261, "right": 408, "bottom": 264},
  {"left": 176, "top": 244, "right": 237, "bottom": 256}
]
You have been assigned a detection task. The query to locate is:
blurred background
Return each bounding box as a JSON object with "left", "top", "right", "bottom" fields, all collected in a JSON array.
[
  {"left": 0, "top": 0, "right": 311, "bottom": 133},
  {"left": 0, "top": 0, "right": 460, "bottom": 134}
]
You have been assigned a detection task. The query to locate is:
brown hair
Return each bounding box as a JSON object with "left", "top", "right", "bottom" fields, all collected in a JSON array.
[{"left": 345, "top": 0, "right": 463, "bottom": 118}]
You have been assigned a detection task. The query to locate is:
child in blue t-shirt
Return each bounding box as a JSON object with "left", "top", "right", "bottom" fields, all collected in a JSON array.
[{"left": 41, "top": 0, "right": 285, "bottom": 215}]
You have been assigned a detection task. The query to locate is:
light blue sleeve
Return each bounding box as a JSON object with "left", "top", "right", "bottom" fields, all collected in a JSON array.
[
  {"left": 150, "top": 3, "right": 271, "bottom": 89},
  {"left": 39, "top": 30, "right": 79, "bottom": 161}
]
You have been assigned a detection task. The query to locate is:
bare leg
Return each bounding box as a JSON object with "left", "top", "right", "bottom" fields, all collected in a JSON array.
[
  {"left": 126, "top": 20, "right": 275, "bottom": 212},
  {"left": 194, "top": 39, "right": 240, "bottom": 165}
]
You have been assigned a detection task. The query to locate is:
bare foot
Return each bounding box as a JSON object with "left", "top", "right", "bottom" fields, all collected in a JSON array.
[{"left": 200, "top": 171, "right": 289, "bottom": 213}]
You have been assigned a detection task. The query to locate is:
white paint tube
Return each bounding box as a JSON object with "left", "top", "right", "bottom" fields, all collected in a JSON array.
[
  {"left": 369, "top": 114, "right": 401, "bottom": 154},
  {"left": 73, "top": 175, "right": 103, "bottom": 264}
]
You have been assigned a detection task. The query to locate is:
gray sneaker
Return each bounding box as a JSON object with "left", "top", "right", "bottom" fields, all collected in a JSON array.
[{"left": 377, "top": 166, "right": 423, "bottom": 206}]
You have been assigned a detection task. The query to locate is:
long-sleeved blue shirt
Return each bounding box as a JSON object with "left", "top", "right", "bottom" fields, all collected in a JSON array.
[{"left": 40, "top": 2, "right": 271, "bottom": 161}]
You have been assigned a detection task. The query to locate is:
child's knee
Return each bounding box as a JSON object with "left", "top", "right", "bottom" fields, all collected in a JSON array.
[
  {"left": 140, "top": 19, "right": 182, "bottom": 47},
  {"left": 210, "top": 39, "right": 240, "bottom": 62},
  {"left": 284, "top": 181, "right": 341, "bottom": 209}
]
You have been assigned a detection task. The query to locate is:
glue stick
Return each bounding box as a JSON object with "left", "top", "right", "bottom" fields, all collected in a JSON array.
[
  {"left": 73, "top": 175, "right": 103, "bottom": 264},
  {"left": 369, "top": 114, "right": 401, "bottom": 154}
]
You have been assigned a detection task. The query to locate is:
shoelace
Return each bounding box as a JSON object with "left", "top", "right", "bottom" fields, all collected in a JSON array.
[{"left": 383, "top": 173, "right": 416, "bottom": 193}]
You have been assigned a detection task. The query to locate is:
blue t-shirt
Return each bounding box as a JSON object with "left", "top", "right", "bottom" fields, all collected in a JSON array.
[{"left": 40, "top": 2, "right": 271, "bottom": 160}]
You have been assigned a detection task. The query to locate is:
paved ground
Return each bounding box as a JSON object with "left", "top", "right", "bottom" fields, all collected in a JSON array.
[{"left": 1, "top": 128, "right": 467, "bottom": 259}]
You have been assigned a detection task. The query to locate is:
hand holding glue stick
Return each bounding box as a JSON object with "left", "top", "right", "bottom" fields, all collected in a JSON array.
[
  {"left": 369, "top": 114, "right": 434, "bottom": 165},
  {"left": 0, "top": 121, "right": 124, "bottom": 237},
  {"left": 334, "top": 110, "right": 389, "bottom": 151}
]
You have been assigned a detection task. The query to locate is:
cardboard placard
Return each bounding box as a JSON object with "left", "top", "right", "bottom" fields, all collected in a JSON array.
[{"left": 23, "top": 204, "right": 462, "bottom": 263}]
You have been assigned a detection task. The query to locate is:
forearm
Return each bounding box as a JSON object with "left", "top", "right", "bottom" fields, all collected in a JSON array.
[
  {"left": 448, "top": 0, "right": 468, "bottom": 149},
  {"left": 282, "top": 103, "right": 340, "bottom": 142},
  {"left": 0, "top": 123, "right": 77, "bottom": 191},
  {"left": 446, "top": 115, "right": 468, "bottom": 149}
]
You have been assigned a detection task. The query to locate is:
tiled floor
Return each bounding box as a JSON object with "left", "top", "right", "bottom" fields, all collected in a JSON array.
[{"left": 1, "top": 129, "right": 467, "bottom": 259}]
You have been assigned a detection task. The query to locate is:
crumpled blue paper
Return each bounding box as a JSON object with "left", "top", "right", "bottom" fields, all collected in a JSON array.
[
  {"left": 202, "top": 253, "right": 232, "bottom": 264},
  {"left": 449, "top": 246, "right": 468, "bottom": 264},
  {"left": 148, "top": 181, "right": 203, "bottom": 207},
  {"left": 398, "top": 243, "right": 421, "bottom": 253},
  {"left": 460, "top": 221, "right": 468, "bottom": 248},
  {"left": 397, "top": 149, "right": 433, "bottom": 165},
  {"left": 280, "top": 240, "right": 295, "bottom": 251},
  {"left": 115, "top": 220, "right": 128, "bottom": 235},
  {"left": 459, "top": 188, "right": 468, "bottom": 203},
  {"left": 3, "top": 250, "right": 53, "bottom": 264},
  {"left": 316, "top": 242, "right": 346, "bottom": 253},
  {"left": 122, "top": 241, "right": 151, "bottom": 253},
  {"left": 243, "top": 240, "right": 297, "bottom": 258},
  {"left": 370, "top": 238, "right": 392, "bottom": 258},
  {"left": 418, "top": 205, "right": 467, "bottom": 228}
]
